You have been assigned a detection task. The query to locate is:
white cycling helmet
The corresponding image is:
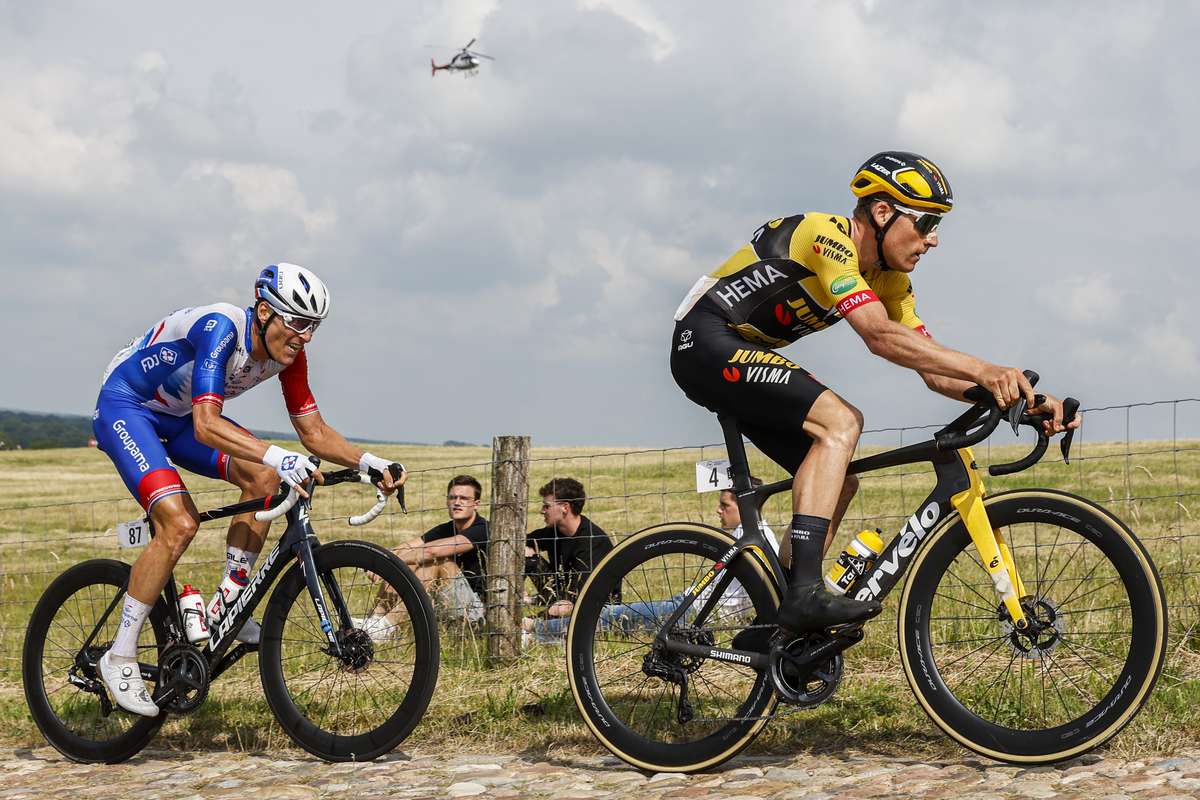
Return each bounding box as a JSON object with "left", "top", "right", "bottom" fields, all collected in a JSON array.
[{"left": 253, "top": 263, "right": 331, "bottom": 320}]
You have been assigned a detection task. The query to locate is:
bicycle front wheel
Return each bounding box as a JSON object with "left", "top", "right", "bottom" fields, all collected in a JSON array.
[
  {"left": 259, "top": 541, "right": 439, "bottom": 762},
  {"left": 22, "top": 559, "right": 168, "bottom": 763},
  {"left": 899, "top": 489, "right": 1167, "bottom": 762},
  {"left": 567, "top": 523, "right": 781, "bottom": 772}
]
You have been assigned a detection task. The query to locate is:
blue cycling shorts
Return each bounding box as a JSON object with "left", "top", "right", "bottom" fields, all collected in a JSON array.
[{"left": 93, "top": 391, "right": 238, "bottom": 510}]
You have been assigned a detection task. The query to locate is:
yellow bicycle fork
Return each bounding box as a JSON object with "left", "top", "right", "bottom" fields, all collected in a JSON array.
[{"left": 950, "top": 449, "right": 1031, "bottom": 630}]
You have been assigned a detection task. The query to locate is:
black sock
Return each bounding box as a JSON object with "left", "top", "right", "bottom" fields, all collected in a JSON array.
[{"left": 789, "top": 514, "right": 830, "bottom": 585}]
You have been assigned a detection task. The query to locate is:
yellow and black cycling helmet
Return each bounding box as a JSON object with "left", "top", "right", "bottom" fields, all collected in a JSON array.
[{"left": 851, "top": 151, "right": 953, "bottom": 213}]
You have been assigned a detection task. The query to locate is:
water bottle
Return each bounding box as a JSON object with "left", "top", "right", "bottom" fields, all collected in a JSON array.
[
  {"left": 824, "top": 529, "right": 885, "bottom": 595},
  {"left": 179, "top": 584, "right": 210, "bottom": 644}
]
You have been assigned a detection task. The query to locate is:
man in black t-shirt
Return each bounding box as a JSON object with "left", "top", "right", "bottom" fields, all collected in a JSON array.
[
  {"left": 368, "top": 475, "right": 488, "bottom": 628},
  {"left": 524, "top": 477, "right": 617, "bottom": 638}
]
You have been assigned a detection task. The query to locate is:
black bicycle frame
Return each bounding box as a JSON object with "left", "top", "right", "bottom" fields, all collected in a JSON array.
[
  {"left": 656, "top": 413, "right": 974, "bottom": 668},
  {"left": 136, "top": 474, "right": 362, "bottom": 685}
]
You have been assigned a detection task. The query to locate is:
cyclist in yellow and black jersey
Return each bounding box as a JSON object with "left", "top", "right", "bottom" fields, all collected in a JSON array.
[{"left": 670, "top": 150, "right": 1081, "bottom": 637}]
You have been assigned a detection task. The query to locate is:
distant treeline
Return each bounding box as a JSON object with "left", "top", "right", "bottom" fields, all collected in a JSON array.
[
  {"left": 0, "top": 409, "right": 461, "bottom": 450},
  {"left": 0, "top": 411, "right": 94, "bottom": 449}
]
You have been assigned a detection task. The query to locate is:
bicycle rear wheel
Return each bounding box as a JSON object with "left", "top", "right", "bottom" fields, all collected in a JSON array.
[
  {"left": 567, "top": 524, "right": 781, "bottom": 772},
  {"left": 22, "top": 559, "right": 168, "bottom": 763},
  {"left": 899, "top": 489, "right": 1167, "bottom": 762},
  {"left": 259, "top": 540, "right": 439, "bottom": 761}
]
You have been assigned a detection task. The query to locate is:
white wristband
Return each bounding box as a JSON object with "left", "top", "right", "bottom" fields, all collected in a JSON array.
[
  {"left": 359, "top": 452, "right": 393, "bottom": 475},
  {"left": 263, "top": 445, "right": 288, "bottom": 469}
]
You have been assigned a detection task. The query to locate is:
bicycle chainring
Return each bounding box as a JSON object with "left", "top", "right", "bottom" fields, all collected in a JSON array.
[
  {"left": 769, "top": 635, "right": 844, "bottom": 708},
  {"left": 157, "top": 642, "right": 210, "bottom": 714}
]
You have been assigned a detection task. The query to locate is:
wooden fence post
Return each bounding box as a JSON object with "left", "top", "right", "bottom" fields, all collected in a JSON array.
[{"left": 486, "top": 434, "right": 530, "bottom": 665}]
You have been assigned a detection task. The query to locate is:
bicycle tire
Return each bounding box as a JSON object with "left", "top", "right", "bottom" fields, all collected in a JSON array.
[
  {"left": 899, "top": 489, "right": 1167, "bottom": 762},
  {"left": 567, "top": 523, "right": 781, "bottom": 772},
  {"left": 22, "top": 559, "right": 168, "bottom": 763},
  {"left": 259, "top": 540, "right": 439, "bottom": 761}
]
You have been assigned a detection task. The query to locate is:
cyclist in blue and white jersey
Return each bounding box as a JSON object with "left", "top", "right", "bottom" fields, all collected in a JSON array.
[{"left": 92, "top": 263, "right": 405, "bottom": 716}]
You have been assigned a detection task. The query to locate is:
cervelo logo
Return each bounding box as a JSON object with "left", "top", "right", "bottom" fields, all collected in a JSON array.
[
  {"left": 111, "top": 419, "right": 150, "bottom": 473},
  {"left": 713, "top": 264, "right": 788, "bottom": 309},
  {"left": 210, "top": 331, "right": 235, "bottom": 360},
  {"left": 854, "top": 500, "right": 941, "bottom": 601}
]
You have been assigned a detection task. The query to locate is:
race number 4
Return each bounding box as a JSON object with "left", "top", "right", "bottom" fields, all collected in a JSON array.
[
  {"left": 695, "top": 459, "right": 734, "bottom": 493},
  {"left": 117, "top": 517, "right": 149, "bottom": 549}
]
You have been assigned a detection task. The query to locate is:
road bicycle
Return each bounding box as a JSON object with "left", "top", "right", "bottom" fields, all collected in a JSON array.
[
  {"left": 23, "top": 462, "right": 439, "bottom": 763},
  {"left": 567, "top": 374, "right": 1167, "bottom": 771}
]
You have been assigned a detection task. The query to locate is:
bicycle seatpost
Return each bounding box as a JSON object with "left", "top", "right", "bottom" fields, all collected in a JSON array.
[{"left": 716, "top": 414, "right": 753, "bottom": 493}]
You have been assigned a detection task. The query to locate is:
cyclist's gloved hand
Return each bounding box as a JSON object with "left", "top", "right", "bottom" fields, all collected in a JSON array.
[
  {"left": 359, "top": 452, "right": 406, "bottom": 493},
  {"left": 264, "top": 445, "right": 317, "bottom": 491}
]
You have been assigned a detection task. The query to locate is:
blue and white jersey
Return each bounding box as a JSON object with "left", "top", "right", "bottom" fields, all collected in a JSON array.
[{"left": 99, "top": 303, "right": 317, "bottom": 418}]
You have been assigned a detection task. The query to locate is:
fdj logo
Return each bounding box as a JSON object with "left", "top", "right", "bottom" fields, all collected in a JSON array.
[
  {"left": 139, "top": 354, "right": 160, "bottom": 372},
  {"left": 204, "top": 319, "right": 218, "bottom": 332},
  {"left": 159, "top": 348, "right": 176, "bottom": 365},
  {"left": 280, "top": 455, "right": 298, "bottom": 471}
]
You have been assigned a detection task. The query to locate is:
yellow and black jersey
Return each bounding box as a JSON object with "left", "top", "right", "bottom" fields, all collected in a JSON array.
[{"left": 674, "top": 213, "right": 930, "bottom": 348}]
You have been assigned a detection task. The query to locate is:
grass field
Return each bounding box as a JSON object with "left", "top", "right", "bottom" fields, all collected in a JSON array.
[{"left": 1, "top": 430, "right": 1198, "bottom": 761}]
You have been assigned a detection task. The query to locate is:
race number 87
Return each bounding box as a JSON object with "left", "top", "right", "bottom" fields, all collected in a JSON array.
[{"left": 117, "top": 518, "right": 149, "bottom": 549}]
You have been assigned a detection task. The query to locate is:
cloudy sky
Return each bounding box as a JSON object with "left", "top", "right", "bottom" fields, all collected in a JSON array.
[{"left": 1, "top": 1, "right": 1197, "bottom": 447}]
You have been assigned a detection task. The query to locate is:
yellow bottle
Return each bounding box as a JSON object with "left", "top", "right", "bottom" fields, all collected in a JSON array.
[{"left": 824, "top": 529, "right": 885, "bottom": 595}]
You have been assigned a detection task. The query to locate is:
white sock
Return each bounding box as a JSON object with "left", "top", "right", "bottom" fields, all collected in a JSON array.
[
  {"left": 112, "top": 594, "right": 152, "bottom": 660},
  {"left": 226, "top": 545, "right": 247, "bottom": 577}
]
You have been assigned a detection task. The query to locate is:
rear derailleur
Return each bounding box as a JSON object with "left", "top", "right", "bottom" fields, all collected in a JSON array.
[{"left": 641, "top": 624, "right": 715, "bottom": 725}]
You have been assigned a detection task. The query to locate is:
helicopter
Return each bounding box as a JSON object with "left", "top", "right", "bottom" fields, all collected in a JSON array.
[{"left": 430, "top": 38, "right": 495, "bottom": 76}]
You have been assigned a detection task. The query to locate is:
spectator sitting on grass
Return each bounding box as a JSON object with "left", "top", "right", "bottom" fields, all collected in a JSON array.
[
  {"left": 359, "top": 475, "right": 487, "bottom": 637},
  {"left": 522, "top": 477, "right": 616, "bottom": 643},
  {"left": 521, "top": 477, "right": 784, "bottom": 644}
]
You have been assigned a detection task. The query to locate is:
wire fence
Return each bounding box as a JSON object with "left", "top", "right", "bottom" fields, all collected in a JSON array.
[{"left": 0, "top": 398, "right": 1197, "bottom": 683}]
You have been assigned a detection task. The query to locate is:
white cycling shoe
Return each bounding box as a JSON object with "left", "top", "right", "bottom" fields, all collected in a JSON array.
[
  {"left": 99, "top": 651, "right": 159, "bottom": 717},
  {"left": 235, "top": 618, "right": 261, "bottom": 645}
]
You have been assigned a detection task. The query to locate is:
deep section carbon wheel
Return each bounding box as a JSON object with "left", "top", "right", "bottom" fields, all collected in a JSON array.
[
  {"left": 22, "top": 559, "right": 168, "bottom": 763},
  {"left": 899, "top": 490, "right": 1167, "bottom": 763},
  {"left": 259, "top": 541, "right": 439, "bottom": 761},
  {"left": 567, "top": 523, "right": 781, "bottom": 772}
]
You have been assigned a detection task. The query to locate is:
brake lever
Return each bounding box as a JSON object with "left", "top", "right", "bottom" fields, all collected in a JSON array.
[
  {"left": 1007, "top": 394, "right": 1043, "bottom": 435},
  {"left": 1060, "top": 397, "right": 1080, "bottom": 464},
  {"left": 389, "top": 463, "right": 407, "bottom": 513}
]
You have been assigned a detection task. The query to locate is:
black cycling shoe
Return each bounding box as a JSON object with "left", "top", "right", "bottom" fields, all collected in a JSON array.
[{"left": 774, "top": 580, "right": 882, "bottom": 633}]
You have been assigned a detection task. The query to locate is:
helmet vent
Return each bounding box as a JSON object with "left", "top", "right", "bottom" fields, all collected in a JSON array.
[
  {"left": 298, "top": 273, "right": 311, "bottom": 292},
  {"left": 292, "top": 290, "right": 311, "bottom": 312}
]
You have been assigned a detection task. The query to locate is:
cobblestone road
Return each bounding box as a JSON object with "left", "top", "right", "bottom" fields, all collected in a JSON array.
[{"left": 4, "top": 746, "right": 1200, "bottom": 799}]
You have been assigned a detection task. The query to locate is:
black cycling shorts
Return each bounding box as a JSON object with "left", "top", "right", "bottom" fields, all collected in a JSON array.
[{"left": 670, "top": 297, "right": 828, "bottom": 474}]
